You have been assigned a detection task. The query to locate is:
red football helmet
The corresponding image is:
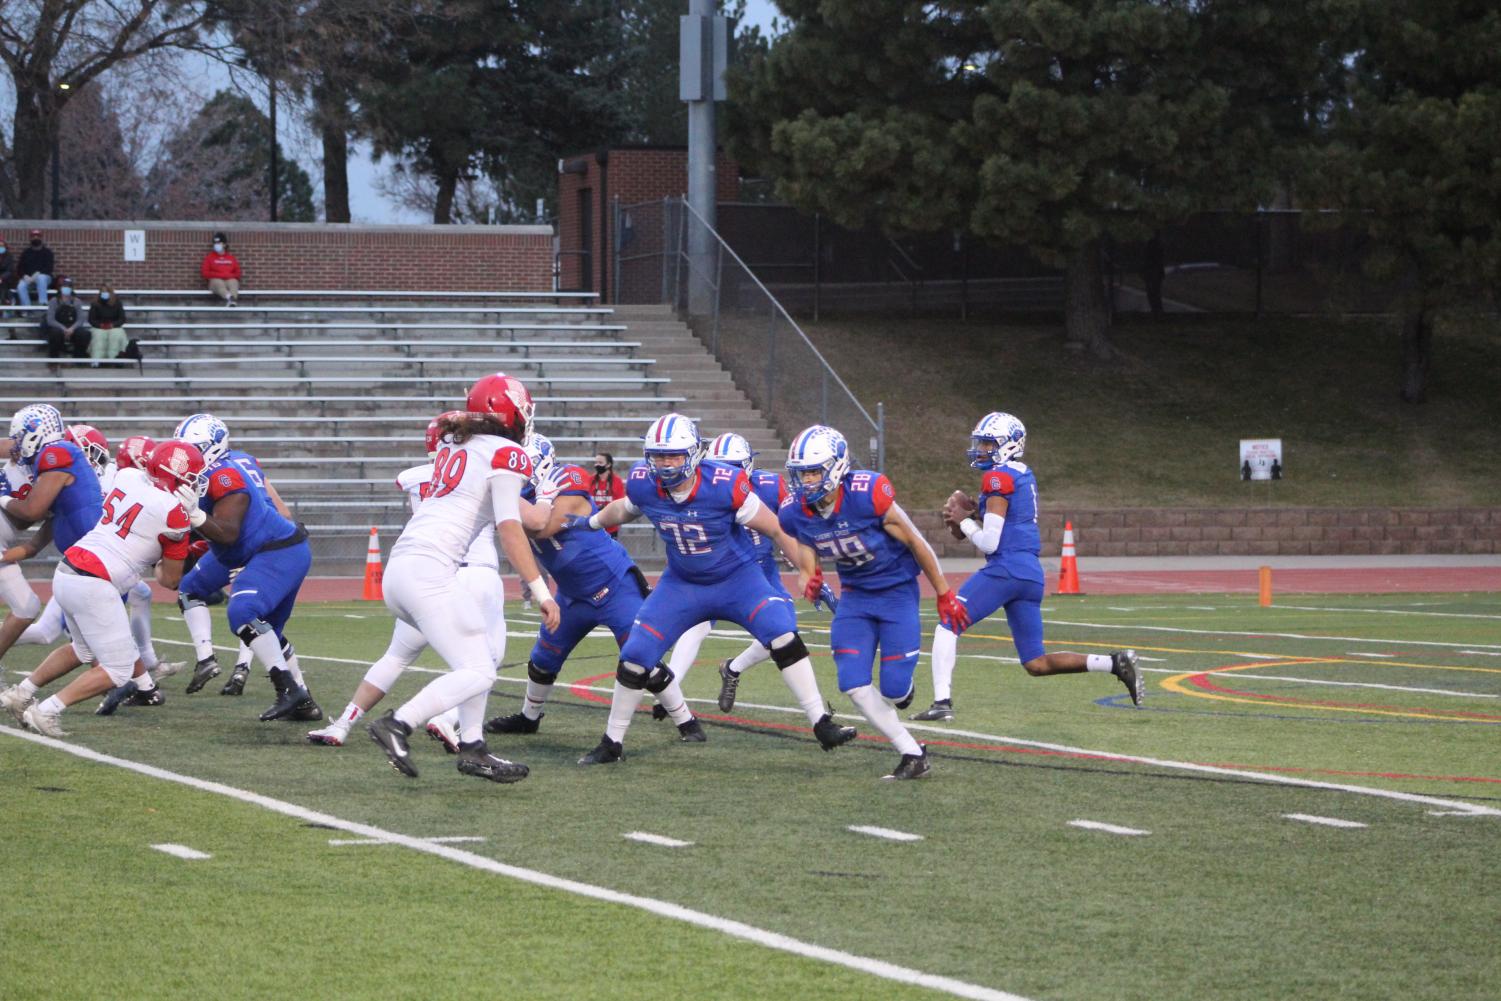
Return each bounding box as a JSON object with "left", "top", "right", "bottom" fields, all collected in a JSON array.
[
  {"left": 116, "top": 434, "right": 157, "bottom": 471},
  {"left": 147, "top": 439, "right": 207, "bottom": 495},
  {"left": 425, "top": 410, "right": 462, "bottom": 458},
  {"left": 66, "top": 424, "right": 110, "bottom": 474},
  {"left": 465, "top": 372, "right": 535, "bottom": 443}
]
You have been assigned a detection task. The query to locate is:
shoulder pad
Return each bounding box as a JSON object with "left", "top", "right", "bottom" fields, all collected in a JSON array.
[
  {"left": 491, "top": 444, "right": 533, "bottom": 477},
  {"left": 983, "top": 468, "right": 1016, "bottom": 495},
  {"left": 36, "top": 444, "right": 74, "bottom": 472}
]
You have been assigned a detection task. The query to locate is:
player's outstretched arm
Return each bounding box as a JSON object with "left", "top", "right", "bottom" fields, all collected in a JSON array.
[
  {"left": 2, "top": 518, "right": 52, "bottom": 563},
  {"left": 533, "top": 493, "right": 590, "bottom": 539},
  {"left": 490, "top": 469, "right": 561, "bottom": 630},
  {"left": 156, "top": 556, "right": 186, "bottom": 591},
  {"left": 581, "top": 496, "right": 640, "bottom": 531},
  {"left": 0, "top": 469, "right": 72, "bottom": 525},
  {"left": 263, "top": 480, "right": 293, "bottom": 519},
  {"left": 187, "top": 491, "right": 249, "bottom": 546}
]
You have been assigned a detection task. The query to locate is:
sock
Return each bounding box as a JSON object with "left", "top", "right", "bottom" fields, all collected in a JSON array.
[
  {"left": 135, "top": 670, "right": 157, "bottom": 693},
  {"left": 395, "top": 669, "right": 492, "bottom": 731},
  {"left": 17, "top": 678, "right": 38, "bottom": 699},
  {"left": 666, "top": 620, "right": 713, "bottom": 685},
  {"left": 931, "top": 626, "right": 958, "bottom": 702},
  {"left": 656, "top": 679, "right": 694, "bottom": 726},
  {"left": 236, "top": 641, "right": 253, "bottom": 668},
  {"left": 604, "top": 683, "right": 647, "bottom": 743},
  {"left": 38, "top": 695, "right": 65, "bottom": 715},
  {"left": 729, "top": 640, "right": 770, "bottom": 675},
  {"left": 246, "top": 631, "right": 288, "bottom": 676},
  {"left": 282, "top": 642, "right": 305, "bottom": 686},
  {"left": 1086, "top": 654, "right": 1112, "bottom": 673},
  {"left": 454, "top": 695, "right": 485, "bottom": 745},
  {"left": 338, "top": 702, "right": 365, "bottom": 727},
  {"left": 847, "top": 685, "right": 922, "bottom": 756},
  {"left": 127, "top": 589, "right": 157, "bottom": 669},
  {"left": 522, "top": 678, "right": 552, "bottom": 720},
  {"left": 182, "top": 604, "right": 215, "bottom": 661},
  {"left": 777, "top": 659, "right": 829, "bottom": 726}
]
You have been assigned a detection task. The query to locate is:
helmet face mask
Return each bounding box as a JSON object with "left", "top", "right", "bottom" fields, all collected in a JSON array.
[
  {"left": 173, "top": 413, "right": 231, "bottom": 467},
  {"left": 705, "top": 432, "right": 756, "bottom": 472},
  {"left": 147, "top": 440, "right": 207, "bottom": 496},
  {"left": 786, "top": 425, "right": 850, "bottom": 505},
  {"left": 9, "top": 404, "right": 65, "bottom": 465},
  {"left": 967, "top": 412, "right": 1026, "bottom": 470},
  {"left": 66, "top": 424, "right": 110, "bottom": 475},
  {"left": 643, "top": 413, "right": 701, "bottom": 489}
]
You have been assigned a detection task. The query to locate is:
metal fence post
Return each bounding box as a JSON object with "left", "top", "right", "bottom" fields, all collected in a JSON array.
[
  {"left": 819, "top": 369, "right": 828, "bottom": 425},
  {"left": 611, "top": 197, "right": 622, "bottom": 305},
  {"left": 813, "top": 212, "right": 821, "bottom": 323},
  {"left": 766, "top": 306, "right": 778, "bottom": 418},
  {"left": 660, "top": 197, "right": 672, "bottom": 305},
  {"left": 876, "top": 402, "right": 885, "bottom": 474},
  {"left": 711, "top": 238, "right": 724, "bottom": 357}
]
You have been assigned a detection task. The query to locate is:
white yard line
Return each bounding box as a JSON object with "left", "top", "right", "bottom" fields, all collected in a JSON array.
[
  {"left": 151, "top": 843, "right": 211, "bottom": 859},
  {"left": 1348, "top": 652, "right": 1395, "bottom": 658},
  {"left": 329, "top": 836, "right": 488, "bottom": 846},
  {"left": 1215, "top": 673, "right": 1498, "bottom": 699},
  {"left": 847, "top": 825, "right": 924, "bottom": 843},
  {"left": 1067, "top": 820, "right": 1149, "bottom": 836},
  {"left": 1045, "top": 618, "right": 1501, "bottom": 653},
  {"left": 623, "top": 832, "right": 695, "bottom": 848},
  {"left": 1, "top": 726, "right": 1033, "bottom": 1001},
  {"left": 1283, "top": 814, "right": 1368, "bottom": 829},
  {"left": 1279, "top": 605, "right": 1501, "bottom": 622}
]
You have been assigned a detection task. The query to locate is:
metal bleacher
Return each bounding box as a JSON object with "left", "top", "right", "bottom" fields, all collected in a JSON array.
[{"left": 3, "top": 292, "right": 784, "bottom": 574}]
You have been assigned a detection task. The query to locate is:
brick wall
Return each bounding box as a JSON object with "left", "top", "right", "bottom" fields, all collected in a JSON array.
[
  {"left": 1, "top": 221, "right": 553, "bottom": 292},
  {"left": 911, "top": 507, "right": 1501, "bottom": 557}
]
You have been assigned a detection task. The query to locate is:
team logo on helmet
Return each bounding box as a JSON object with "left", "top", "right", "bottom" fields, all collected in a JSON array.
[
  {"left": 147, "top": 439, "right": 207, "bottom": 496},
  {"left": 9, "top": 404, "right": 65, "bottom": 464},
  {"left": 173, "top": 413, "right": 230, "bottom": 467}
]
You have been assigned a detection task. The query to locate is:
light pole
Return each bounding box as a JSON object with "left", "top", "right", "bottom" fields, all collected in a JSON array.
[{"left": 50, "top": 82, "right": 70, "bottom": 219}]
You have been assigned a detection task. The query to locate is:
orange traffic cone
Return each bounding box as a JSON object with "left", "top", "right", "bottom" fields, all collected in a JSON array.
[
  {"left": 362, "top": 527, "right": 384, "bottom": 601},
  {"left": 1056, "top": 520, "right": 1083, "bottom": 595}
]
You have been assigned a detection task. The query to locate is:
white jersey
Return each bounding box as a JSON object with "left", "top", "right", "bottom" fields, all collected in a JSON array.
[
  {"left": 0, "top": 461, "right": 32, "bottom": 547},
  {"left": 395, "top": 461, "right": 500, "bottom": 569},
  {"left": 389, "top": 433, "right": 530, "bottom": 570},
  {"left": 66, "top": 466, "right": 190, "bottom": 592}
]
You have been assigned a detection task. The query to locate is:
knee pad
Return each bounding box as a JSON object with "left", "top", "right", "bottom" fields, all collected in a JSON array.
[
  {"left": 770, "top": 633, "right": 810, "bottom": 670},
  {"left": 527, "top": 660, "right": 558, "bottom": 686},
  {"left": 10, "top": 589, "right": 41, "bottom": 620},
  {"left": 616, "top": 660, "right": 648, "bottom": 690},
  {"left": 642, "top": 662, "right": 675, "bottom": 695},
  {"left": 177, "top": 592, "right": 210, "bottom": 614},
  {"left": 234, "top": 618, "right": 275, "bottom": 647}
]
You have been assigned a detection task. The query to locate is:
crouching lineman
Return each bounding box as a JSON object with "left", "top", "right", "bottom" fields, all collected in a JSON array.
[
  {"left": 5, "top": 440, "right": 196, "bottom": 737},
  {"left": 0, "top": 450, "right": 43, "bottom": 668},
  {"left": 779, "top": 425, "right": 970, "bottom": 779},
  {"left": 564, "top": 413, "right": 856, "bottom": 765}
]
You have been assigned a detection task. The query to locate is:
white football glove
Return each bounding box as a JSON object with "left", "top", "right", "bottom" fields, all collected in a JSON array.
[
  {"left": 535, "top": 468, "right": 566, "bottom": 505},
  {"left": 175, "top": 484, "right": 207, "bottom": 527}
]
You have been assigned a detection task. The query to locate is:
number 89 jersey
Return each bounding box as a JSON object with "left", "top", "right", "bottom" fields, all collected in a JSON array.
[
  {"left": 625, "top": 459, "right": 758, "bottom": 584},
  {"left": 391, "top": 433, "right": 532, "bottom": 570},
  {"left": 778, "top": 470, "right": 918, "bottom": 593}
]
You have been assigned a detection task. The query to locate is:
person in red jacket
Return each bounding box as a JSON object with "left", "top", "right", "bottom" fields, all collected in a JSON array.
[
  {"left": 589, "top": 451, "right": 627, "bottom": 537},
  {"left": 200, "top": 231, "right": 242, "bottom": 306}
]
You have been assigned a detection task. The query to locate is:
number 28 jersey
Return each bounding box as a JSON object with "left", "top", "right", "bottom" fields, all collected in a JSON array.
[
  {"left": 624, "top": 459, "right": 758, "bottom": 584},
  {"left": 778, "top": 470, "right": 917, "bottom": 593},
  {"left": 391, "top": 433, "right": 532, "bottom": 570}
]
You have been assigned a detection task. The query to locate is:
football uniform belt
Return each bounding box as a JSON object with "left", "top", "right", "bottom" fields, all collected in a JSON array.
[{"left": 256, "top": 522, "right": 309, "bottom": 555}]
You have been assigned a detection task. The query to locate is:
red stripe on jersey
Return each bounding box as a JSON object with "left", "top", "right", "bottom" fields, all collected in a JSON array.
[
  {"left": 871, "top": 474, "right": 896, "bottom": 517},
  {"left": 983, "top": 469, "right": 1015, "bottom": 496},
  {"left": 776, "top": 476, "right": 789, "bottom": 505},
  {"left": 731, "top": 471, "right": 752, "bottom": 508},
  {"left": 64, "top": 545, "right": 112, "bottom": 582},
  {"left": 491, "top": 444, "right": 533, "bottom": 477},
  {"left": 159, "top": 533, "right": 190, "bottom": 560},
  {"left": 37, "top": 444, "right": 74, "bottom": 472}
]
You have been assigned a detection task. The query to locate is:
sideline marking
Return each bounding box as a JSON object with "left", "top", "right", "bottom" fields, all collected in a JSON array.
[
  {"left": 151, "top": 843, "right": 211, "bottom": 860},
  {"left": 1223, "top": 673, "right": 1498, "bottom": 700},
  {"left": 1, "top": 727, "right": 1032, "bottom": 1001},
  {"left": 329, "top": 836, "right": 487, "bottom": 847},
  {"left": 1067, "top": 820, "right": 1149, "bottom": 836},
  {"left": 1281, "top": 604, "right": 1501, "bottom": 622},
  {"left": 624, "top": 832, "right": 694, "bottom": 848},
  {"left": 848, "top": 825, "right": 924, "bottom": 843},
  {"left": 1283, "top": 814, "right": 1367, "bottom": 829}
]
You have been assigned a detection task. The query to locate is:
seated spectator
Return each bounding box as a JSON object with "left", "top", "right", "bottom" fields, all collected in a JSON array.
[
  {"left": 590, "top": 451, "right": 627, "bottom": 536},
  {"left": 201, "top": 230, "right": 241, "bottom": 306},
  {"left": 88, "top": 283, "right": 129, "bottom": 365},
  {"left": 0, "top": 236, "right": 17, "bottom": 307},
  {"left": 42, "top": 279, "right": 90, "bottom": 361},
  {"left": 16, "top": 229, "right": 55, "bottom": 307}
]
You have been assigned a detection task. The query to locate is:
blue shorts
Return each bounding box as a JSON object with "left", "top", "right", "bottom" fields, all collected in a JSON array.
[
  {"left": 956, "top": 570, "right": 1046, "bottom": 664},
  {"left": 759, "top": 558, "right": 791, "bottom": 599},
  {"left": 531, "top": 570, "right": 647, "bottom": 675},
  {"left": 830, "top": 578, "right": 922, "bottom": 697},
  {"left": 179, "top": 548, "right": 231, "bottom": 600},
  {"left": 620, "top": 561, "right": 797, "bottom": 668},
  {"left": 225, "top": 540, "right": 312, "bottom": 639}
]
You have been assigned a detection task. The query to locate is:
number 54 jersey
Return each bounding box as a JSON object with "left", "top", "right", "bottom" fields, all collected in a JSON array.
[
  {"left": 778, "top": 470, "right": 917, "bottom": 593},
  {"left": 625, "top": 459, "right": 758, "bottom": 584},
  {"left": 66, "top": 466, "right": 190, "bottom": 592}
]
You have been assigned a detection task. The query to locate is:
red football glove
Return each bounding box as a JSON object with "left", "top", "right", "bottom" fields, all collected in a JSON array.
[
  {"left": 187, "top": 538, "right": 211, "bottom": 559},
  {"left": 802, "top": 566, "right": 824, "bottom": 603},
  {"left": 936, "top": 590, "right": 970, "bottom": 632}
]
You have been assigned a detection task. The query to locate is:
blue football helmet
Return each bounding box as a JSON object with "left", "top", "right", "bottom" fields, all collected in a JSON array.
[
  {"left": 9, "top": 404, "right": 65, "bottom": 465},
  {"left": 967, "top": 412, "right": 1025, "bottom": 470},
  {"left": 642, "top": 413, "right": 701, "bottom": 489},
  {"left": 785, "top": 425, "right": 849, "bottom": 505},
  {"left": 173, "top": 413, "right": 231, "bottom": 467},
  {"left": 704, "top": 432, "right": 756, "bottom": 471}
]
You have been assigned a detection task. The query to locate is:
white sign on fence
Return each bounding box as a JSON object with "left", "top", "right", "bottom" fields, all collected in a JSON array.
[
  {"left": 123, "top": 230, "right": 146, "bottom": 262},
  {"left": 1240, "top": 438, "right": 1283, "bottom": 481}
]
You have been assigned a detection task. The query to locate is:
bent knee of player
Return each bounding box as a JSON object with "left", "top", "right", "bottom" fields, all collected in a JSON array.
[
  {"left": 1021, "top": 655, "right": 1049, "bottom": 677},
  {"left": 878, "top": 664, "right": 917, "bottom": 700}
]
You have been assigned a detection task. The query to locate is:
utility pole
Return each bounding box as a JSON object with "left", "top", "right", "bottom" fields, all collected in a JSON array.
[
  {"left": 269, "top": 76, "right": 280, "bottom": 222},
  {"left": 681, "top": 0, "right": 727, "bottom": 315}
]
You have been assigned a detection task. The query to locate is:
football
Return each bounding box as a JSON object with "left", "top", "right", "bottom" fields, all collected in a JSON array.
[{"left": 943, "top": 490, "right": 977, "bottom": 539}]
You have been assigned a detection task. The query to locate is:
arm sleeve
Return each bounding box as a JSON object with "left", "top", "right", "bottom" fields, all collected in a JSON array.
[
  {"left": 733, "top": 490, "right": 764, "bottom": 526},
  {"left": 490, "top": 469, "right": 525, "bottom": 525},
  {"left": 961, "top": 511, "right": 1006, "bottom": 555}
]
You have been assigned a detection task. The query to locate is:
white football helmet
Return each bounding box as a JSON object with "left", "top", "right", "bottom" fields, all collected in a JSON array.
[
  {"left": 173, "top": 413, "right": 231, "bottom": 467},
  {"left": 968, "top": 412, "right": 1026, "bottom": 470},
  {"left": 705, "top": 432, "right": 756, "bottom": 471},
  {"left": 524, "top": 432, "right": 556, "bottom": 486},
  {"left": 785, "top": 425, "right": 850, "bottom": 505},
  {"left": 642, "top": 413, "right": 701, "bottom": 488},
  {"left": 9, "top": 404, "right": 65, "bottom": 465}
]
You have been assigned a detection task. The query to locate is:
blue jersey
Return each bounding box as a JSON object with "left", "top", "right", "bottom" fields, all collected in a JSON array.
[
  {"left": 527, "top": 464, "right": 635, "bottom": 600},
  {"left": 778, "top": 469, "right": 918, "bottom": 593},
  {"left": 197, "top": 449, "right": 299, "bottom": 569},
  {"left": 739, "top": 469, "right": 788, "bottom": 574},
  {"left": 977, "top": 461, "right": 1044, "bottom": 584},
  {"left": 30, "top": 440, "right": 102, "bottom": 553},
  {"left": 625, "top": 459, "right": 757, "bottom": 585}
]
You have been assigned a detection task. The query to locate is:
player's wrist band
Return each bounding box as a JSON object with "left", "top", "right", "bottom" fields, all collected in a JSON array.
[
  {"left": 959, "top": 517, "right": 980, "bottom": 538},
  {"left": 587, "top": 513, "right": 603, "bottom": 531},
  {"left": 527, "top": 577, "right": 551, "bottom": 606}
]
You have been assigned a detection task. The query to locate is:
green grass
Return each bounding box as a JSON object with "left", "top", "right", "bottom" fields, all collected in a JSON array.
[
  {"left": 802, "top": 313, "right": 1501, "bottom": 508},
  {"left": 3, "top": 596, "right": 1500, "bottom": 1001}
]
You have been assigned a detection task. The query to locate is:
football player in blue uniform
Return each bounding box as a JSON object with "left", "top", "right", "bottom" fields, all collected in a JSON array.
[
  {"left": 913, "top": 412, "right": 1142, "bottom": 722},
  {"left": 173, "top": 413, "right": 322, "bottom": 723},
  {"left": 566, "top": 413, "right": 856, "bottom": 764},
  {"left": 779, "top": 425, "right": 969, "bottom": 780},
  {"left": 485, "top": 434, "right": 704, "bottom": 741}
]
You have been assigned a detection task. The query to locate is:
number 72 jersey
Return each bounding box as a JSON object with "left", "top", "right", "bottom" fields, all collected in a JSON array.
[
  {"left": 624, "top": 459, "right": 758, "bottom": 584},
  {"left": 778, "top": 470, "right": 918, "bottom": 593}
]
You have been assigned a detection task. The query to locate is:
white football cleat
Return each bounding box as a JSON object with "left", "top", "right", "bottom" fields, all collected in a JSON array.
[
  {"left": 150, "top": 661, "right": 187, "bottom": 681},
  {"left": 22, "top": 704, "right": 67, "bottom": 738},
  {"left": 426, "top": 715, "right": 461, "bottom": 754},
  {"left": 305, "top": 723, "right": 349, "bottom": 747},
  {"left": 1, "top": 684, "right": 35, "bottom": 724}
]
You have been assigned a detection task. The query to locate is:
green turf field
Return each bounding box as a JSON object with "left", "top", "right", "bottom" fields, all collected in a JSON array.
[{"left": 3, "top": 594, "right": 1499, "bottom": 1001}]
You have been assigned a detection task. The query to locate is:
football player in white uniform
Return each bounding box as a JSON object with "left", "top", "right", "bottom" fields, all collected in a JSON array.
[
  {"left": 10, "top": 440, "right": 197, "bottom": 737},
  {"left": 0, "top": 454, "right": 43, "bottom": 666},
  {"left": 366, "top": 373, "right": 559, "bottom": 783}
]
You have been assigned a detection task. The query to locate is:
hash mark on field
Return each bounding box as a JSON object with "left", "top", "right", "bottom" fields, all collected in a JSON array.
[
  {"left": 1067, "top": 820, "right": 1149, "bottom": 836},
  {"left": 623, "top": 832, "right": 694, "bottom": 848},
  {"left": 151, "top": 843, "right": 211, "bottom": 860},
  {"left": 847, "top": 825, "right": 924, "bottom": 843},
  {"left": 1283, "top": 814, "right": 1368, "bottom": 829},
  {"left": 329, "top": 836, "right": 488, "bottom": 847},
  {"left": 1348, "top": 652, "right": 1395, "bottom": 658},
  {"left": 1458, "top": 650, "right": 1501, "bottom": 658},
  {"left": 342, "top": 614, "right": 367, "bottom": 620}
]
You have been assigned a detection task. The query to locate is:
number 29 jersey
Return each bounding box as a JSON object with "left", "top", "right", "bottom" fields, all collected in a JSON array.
[
  {"left": 625, "top": 459, "right": 758, "bottom": 585},
  {"left": 778, "top": 470, "right": 917, "bottom": 593},
  {"left": 391, "top": 433, "right": 532, "bottom": 571}
]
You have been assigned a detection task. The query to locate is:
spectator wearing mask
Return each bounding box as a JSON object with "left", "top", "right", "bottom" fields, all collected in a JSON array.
[
  {"left": 590, "top": 451, "right": 627, "bottom": 537},
  {"left": 42, "top": 278, "right": 90, "bottom": 360},
  {"left": 0, "top": 237, "right": 17, "bottom": 308},
  {"left": 16, "top": 229, "right": 55, "bottom": 307},
  {"left": 201, "top": 230, "right": 242, "bottom": 306},
  {"left": 88, "top": 283, "right": 129, "bottom": 364}
]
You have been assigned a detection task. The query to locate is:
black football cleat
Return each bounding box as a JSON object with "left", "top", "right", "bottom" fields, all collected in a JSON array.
[
  {"left": 455, "top": 741, "right": 529, "bottom": 784},
  {"left": 368, "top": 711, "right": 418, "bottom": 778},
  {"left": 812, "top": 713, "right": 857, "bottom": 751},
  {"left": 125, "top": 686, "right": 165, "bottom": 707},
  {"left": 288, "top": 697, "right": 323, "bottom": 722},
  {"left": 484, "top": 711, "right": 541, "bottom": 735},
  {"left": 1112, "top": 650, "right": 1143, "bottom": 707},
  {"left": 677, "top": 718, "right": 707, "bottom": 743},
  {"left": 716, "top": 659, "right": 740, "bottom": 712},
  {"left": 259, "top": 667, "right": 311, "bottom": 722},
  {"left": 910, "top": 699, "right": 954, "bottom": 722},
  {"left": 96, "top": 682, "right": 138, "bottom": 716},
  {"left": 577, "top": 734, "right": 624, "bottom": 766},
  {"left": 184, "top": 655, "right": 220, "bottom": 694},
  {"left": 894, "top": 682, "right": 916, "bottom": 711},
  {"left": 884, "top": 745, "right": 931, "bottom": 781},
  {"left": 219, "top": 663, "right": 251, "bottom": 696}
]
